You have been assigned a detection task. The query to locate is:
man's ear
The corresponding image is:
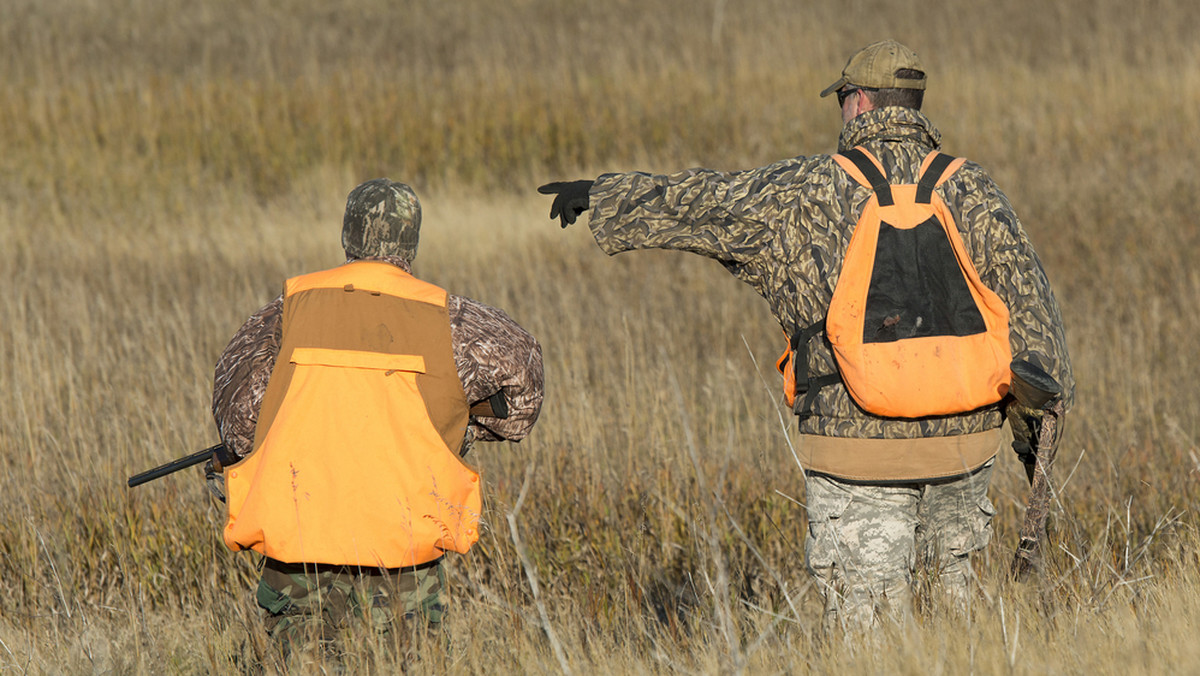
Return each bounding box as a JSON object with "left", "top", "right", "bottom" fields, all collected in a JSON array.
[{"left": 856, "top": 90, "right": 876, "bottom": 115}]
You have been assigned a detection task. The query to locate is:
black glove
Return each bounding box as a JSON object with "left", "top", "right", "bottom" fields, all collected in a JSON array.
[
  {"left": 537, "top": 180, "right": 594, "bottom": 228},
  {"left": 1006, "top": 402, "right": 1044, "bottom": 479}
]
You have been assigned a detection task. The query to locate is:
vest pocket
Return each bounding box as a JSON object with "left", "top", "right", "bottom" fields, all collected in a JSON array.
[{"left": 289, "top": 347, "right": 426, "bottom": 374}]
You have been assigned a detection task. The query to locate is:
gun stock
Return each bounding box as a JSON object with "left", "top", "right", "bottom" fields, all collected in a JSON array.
[{"left": 1008, "top": 360, "right": 1066, "bottom": 580}]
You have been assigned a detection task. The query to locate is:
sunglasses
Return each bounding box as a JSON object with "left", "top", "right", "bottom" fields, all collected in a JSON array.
[{"left": 837, "top": 86, "right": 877, "bottom": 107}]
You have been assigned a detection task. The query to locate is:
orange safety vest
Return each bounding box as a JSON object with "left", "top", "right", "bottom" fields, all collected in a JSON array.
[
  {"left": 223, "top": 261, "right": 479, "bottom": 568},
  {"left": 778, "top": 148, "right": 1011, "bottom": 418}
]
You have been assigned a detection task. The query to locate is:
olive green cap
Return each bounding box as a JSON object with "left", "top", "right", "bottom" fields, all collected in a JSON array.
[
  {"left": 820, "top": 40, "right": 926, "bottom": 98},
  {"left": 341, "top": 179, "right": 421, "bottom": 262}
]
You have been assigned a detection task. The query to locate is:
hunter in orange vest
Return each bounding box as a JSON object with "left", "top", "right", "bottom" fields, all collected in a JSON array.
[{"left": 211, "top": 179, "right": 544, "bottom": 647}]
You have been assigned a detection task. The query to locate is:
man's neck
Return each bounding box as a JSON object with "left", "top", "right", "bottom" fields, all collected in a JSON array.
[{"left": 346, "top": 255, "right": 413, "bottom": 274}]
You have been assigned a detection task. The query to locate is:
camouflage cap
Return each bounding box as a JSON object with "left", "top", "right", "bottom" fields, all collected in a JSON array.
[
  {"left": 820, "top": 40, "right": 926, "bottom": 98},
  {"left": 342, "top": 179, "right": 422, "bottom": 261}
]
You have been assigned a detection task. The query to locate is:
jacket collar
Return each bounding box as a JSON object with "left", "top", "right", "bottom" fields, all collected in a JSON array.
[{"left": 838, "top": 107, "right": 942, "bottom": 153}]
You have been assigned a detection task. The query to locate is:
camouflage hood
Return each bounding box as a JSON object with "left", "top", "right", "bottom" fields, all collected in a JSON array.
[
  {"left": 838, "top": 107, "right": 942, "bottom": 153},
  {"left": 342, "top": 179, "right": 422, "bottom": 262}
]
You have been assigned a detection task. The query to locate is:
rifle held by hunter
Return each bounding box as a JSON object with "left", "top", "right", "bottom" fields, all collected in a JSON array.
[
  {"left": 1007, "top": 359, "right": 1066, "bottom": 580},
  {"left": 127, "top": 442, "right": 238, "bottom": 488},
  {"left": 128, "top": 391, "right": 508, "bottom": 488}
]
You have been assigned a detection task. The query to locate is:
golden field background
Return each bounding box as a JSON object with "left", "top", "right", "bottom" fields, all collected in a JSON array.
[{"left": 1, "top": 0, "right": 1199, "bottom": 672}]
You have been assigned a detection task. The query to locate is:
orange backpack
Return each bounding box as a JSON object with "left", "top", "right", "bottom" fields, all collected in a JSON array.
[{"left": 777, "top": 147, "right": 1012, "bottom": 418}]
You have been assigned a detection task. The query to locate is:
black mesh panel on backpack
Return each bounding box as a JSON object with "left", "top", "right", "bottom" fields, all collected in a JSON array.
[{"left": 862, "top": 216, "right": 986, "bottom": 343}]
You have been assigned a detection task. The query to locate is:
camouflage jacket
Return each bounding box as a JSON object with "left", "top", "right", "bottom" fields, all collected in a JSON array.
[
  {"left": 588, "top": 107, "right": 1073, "bottom": 440},
  {"left": 212, "top": 256, "right": 545, "bottom": 458}
]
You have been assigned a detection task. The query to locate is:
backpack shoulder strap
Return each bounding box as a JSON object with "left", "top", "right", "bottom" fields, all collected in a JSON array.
[
  {"left": 833, "top": 147, "right": 894, "bottom": 207},
  {"left": 915, "top": 151, "right": 966, "bottom": 204}
]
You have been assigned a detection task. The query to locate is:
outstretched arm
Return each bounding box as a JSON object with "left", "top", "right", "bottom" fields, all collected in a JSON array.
[
  {"left": 587, "top": 166, "right": 776, "bottom": 262},
  {"left": 539, "top": 158, "right": 827, "bottom": 299}
]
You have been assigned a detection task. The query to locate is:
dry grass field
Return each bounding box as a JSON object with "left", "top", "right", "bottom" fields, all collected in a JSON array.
[{"left": 2, "top": 0, "right": 1199, "bottom": 673}]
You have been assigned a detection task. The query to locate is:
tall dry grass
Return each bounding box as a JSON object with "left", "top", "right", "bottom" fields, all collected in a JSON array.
[{"left": 1, "top": 0, "right": 1199, "bottom": 673}]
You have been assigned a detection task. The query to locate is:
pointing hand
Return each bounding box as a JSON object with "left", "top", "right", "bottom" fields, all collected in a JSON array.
[{"left": 537, "top": 180, "right": 594, "bottom": 229}]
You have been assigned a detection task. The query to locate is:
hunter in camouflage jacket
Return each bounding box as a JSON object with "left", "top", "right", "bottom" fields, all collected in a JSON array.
[{"left": 585, "top": 107, "right": 1073, "bottom": 472}]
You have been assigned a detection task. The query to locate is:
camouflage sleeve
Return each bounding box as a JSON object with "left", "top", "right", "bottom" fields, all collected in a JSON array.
[
  {"left": 447, "top": 294, "right": 544, "bottom": 444},
  {"left": 211, "top": 294, "right": 284, "bottom": 458},
  {"left": 950, "top": 164, "right": 1076, "bottom": 410},
  {"left": 587, "top": 159, "right": 822, "bottom": 297}
]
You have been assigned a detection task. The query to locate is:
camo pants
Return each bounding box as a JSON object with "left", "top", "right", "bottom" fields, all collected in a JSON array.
[
  {"left": 256, "top": 556, "right": 446, "bottom": 650},
  {"left": 804, "top": 457, "right": 996, "bottom": 633}
]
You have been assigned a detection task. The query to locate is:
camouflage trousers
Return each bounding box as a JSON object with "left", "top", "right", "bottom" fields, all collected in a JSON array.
[
  {"left": 256, "top": 556, "right": 446, "bottom": 652},
  {"left": 804, "top": 457, "right": 996, "bottom": 633}
]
